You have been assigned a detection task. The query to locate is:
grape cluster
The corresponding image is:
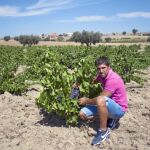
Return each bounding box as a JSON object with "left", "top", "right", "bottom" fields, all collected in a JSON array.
[
  {"left": 70, "top": 87, "right": 80, "bottom": 99},
  {"left": 57, "top": 96, "right": 62, "bottom": 102}
]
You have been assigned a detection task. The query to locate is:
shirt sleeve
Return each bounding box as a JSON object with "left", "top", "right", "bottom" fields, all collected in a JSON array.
[{"left": 104, "top": 78, "right": 117, "bottom": 93}]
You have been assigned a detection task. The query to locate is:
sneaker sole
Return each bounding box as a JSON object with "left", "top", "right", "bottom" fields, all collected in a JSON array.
[
  {"left": 92, "top": 130, "right": 110, "bottom": 146},
  {"left": 92, "top": 135, "right": 110, "bottom": 146}
]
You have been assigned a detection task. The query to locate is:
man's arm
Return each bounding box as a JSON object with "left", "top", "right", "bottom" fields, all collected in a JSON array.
[
  {"left": 79, "top": 90, "right": 112, "bottom": 106},
  {"left": 100, "top": 90, "right": 112, "bottom": 97}
]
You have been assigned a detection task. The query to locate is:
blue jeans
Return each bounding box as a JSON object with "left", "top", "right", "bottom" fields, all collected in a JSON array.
[{"left": 80, "top": 96, "right": 125, "bottom": 119}]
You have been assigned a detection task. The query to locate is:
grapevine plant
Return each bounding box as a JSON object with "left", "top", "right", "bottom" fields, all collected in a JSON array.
[
  {"left": 36, "top": 50, "right": 79, "bottom": 125},
  {"left": 36, "top": 50, "right": 102, "bottom": 125}
]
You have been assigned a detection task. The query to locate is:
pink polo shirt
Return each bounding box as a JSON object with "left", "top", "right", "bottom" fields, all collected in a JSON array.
[{"left": 96, "top": 69, "right": 128, "bottom": 112}]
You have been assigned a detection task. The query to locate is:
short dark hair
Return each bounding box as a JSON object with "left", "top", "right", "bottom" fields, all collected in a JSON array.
[{"left": 95, "top": 56, "right": 110, "bottom": 67}]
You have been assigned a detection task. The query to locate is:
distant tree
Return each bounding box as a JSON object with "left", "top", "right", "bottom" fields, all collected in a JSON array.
[
  {"left": 41, "top": 33, "right": 45, "bottom": 39},
  {"left": 4, "top": 35, "right": 10, "bottom": 41},
  {"left": 71, "top": 31, "right": 81, "bottom": 43},
  {"left": 80, "top": 30, "right": 90, "bottom": 46},
  {"left": 58, "top": 34, "right": 63, "bottom": 36},
  {"left": 105, "top": 37, "right": 111, "bottom": 43},
  {"left": 92, "top": 32, "right": 102, "bottom": 45},
  {"left": 18, "top": 35, "right": 40, "bottom": 46},
  {"left": 122, "top": 31, "right": 126, "bottom": 35},
  {"left": 71, "top": 30, "right": 102, "bottom": 46},
  {"left": 132, "top": 28, "right": 138, "bottom": 35},
  {"left": 44, "top": 37, "right": 50, "bottom": 41},
  {"left": 57, "top": 36, "right": 65, "bottom": 42},
  {"left": 147, "top": 36, "right": 150, "bottom": 42},
  {"left": 14, "top": 36, "right": 19, "bottom": 41}
]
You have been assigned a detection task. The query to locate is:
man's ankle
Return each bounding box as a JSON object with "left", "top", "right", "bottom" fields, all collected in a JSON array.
[{"left": 99, "top": 128, "right": 107, "bottom": 132}]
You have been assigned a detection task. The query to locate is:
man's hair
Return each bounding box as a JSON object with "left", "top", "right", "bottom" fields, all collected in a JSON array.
[{"left": 95, "top": 56, "right": 110, "bottom": 67}]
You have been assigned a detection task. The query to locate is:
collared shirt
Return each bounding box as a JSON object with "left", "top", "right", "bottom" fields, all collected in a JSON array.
[{"left": 96, "top": 69, "right": 128, "bottom": 111}]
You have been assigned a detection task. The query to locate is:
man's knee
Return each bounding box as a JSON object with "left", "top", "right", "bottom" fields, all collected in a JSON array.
[
  {"left": 97, "top": 96, "right": 106, "bottom": 107},
  {"left": 79, "top": 111, "right": 87, "bottom": 120}
]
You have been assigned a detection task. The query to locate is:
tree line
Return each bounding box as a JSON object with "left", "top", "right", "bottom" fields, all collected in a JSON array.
[{"left": 2, "top": 29, "right": 150, "bottom": 47}]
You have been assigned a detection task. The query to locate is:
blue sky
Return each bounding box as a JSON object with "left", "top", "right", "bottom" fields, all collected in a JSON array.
[{"left": 0, "top": 0, "right": 150, "bottom": 37}]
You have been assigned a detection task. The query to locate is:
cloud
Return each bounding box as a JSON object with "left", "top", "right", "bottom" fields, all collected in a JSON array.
[
  {"left": 54, "top": 11, "right": 150, "bottom": 23},
  {"left": 0, "top": 6, "right": 52, "bottom": 17},
  {"left": 0, "top": 0, "right": 73, "bottom": 17},
  {"left": 1, "top": 0, "right": 150, "bottom": 21},
  {"left": 56, "top": 15, "right": 108, "bottom": 23},
  {"left": 75, "top": 16, "right": 107, "bottom": 22},
  {"left": 27, "top": 0, "right": 72, "bottom": 10},
  {"left": 117, "top": 12, "right": 150, "bottom": 18},
  {"left": 0, "top": 0, "right": 107, "bottom": 17},
  {"left": 0, "top": 6, "right": 19, "bottom": 16}
]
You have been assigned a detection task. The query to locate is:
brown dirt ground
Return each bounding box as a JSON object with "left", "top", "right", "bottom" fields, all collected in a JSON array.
[{"left": 0, "top": 39, "right": 150, "bottom": 47}]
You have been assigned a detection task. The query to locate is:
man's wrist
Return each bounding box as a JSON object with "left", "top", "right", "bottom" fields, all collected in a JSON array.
[{"left": 85, "top": 98, "right": 90, "bottom": 104}]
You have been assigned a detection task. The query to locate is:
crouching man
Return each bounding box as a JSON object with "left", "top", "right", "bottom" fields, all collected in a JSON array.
[{"left": 78, "top": 56, "right": 128, "bottom": 146}]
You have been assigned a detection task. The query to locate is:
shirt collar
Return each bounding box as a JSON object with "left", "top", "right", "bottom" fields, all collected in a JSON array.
[{"left": 105, "top": 68, "right": 112, "bottom": 80}]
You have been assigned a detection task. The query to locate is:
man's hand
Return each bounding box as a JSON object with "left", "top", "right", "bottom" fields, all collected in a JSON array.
[
  {"left": 72, "top": 82, "right": 80, "bottom": 88},
  {"left": 91, "top": 76, "right": 98, "bottom": 84},
  {"left": 78, "top": 97, "right": 89, "bottom": 105}
]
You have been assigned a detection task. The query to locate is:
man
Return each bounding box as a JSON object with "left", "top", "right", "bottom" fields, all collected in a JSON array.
[{"left": 78, "top": 56, "right": 128, "bottom": 146}]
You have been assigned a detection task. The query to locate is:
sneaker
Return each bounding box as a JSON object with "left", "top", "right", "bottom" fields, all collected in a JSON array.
[
  {"left": 91, "top": 128, "right": 110, "bottom": 146},
  {"left": 107, "top": 118, "right": 120, "bottom": 129}
]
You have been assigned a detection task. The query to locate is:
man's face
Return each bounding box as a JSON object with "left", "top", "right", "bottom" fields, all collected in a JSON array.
[{"left": 97, "top": 64, "right": 110, "bottom": 78}]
